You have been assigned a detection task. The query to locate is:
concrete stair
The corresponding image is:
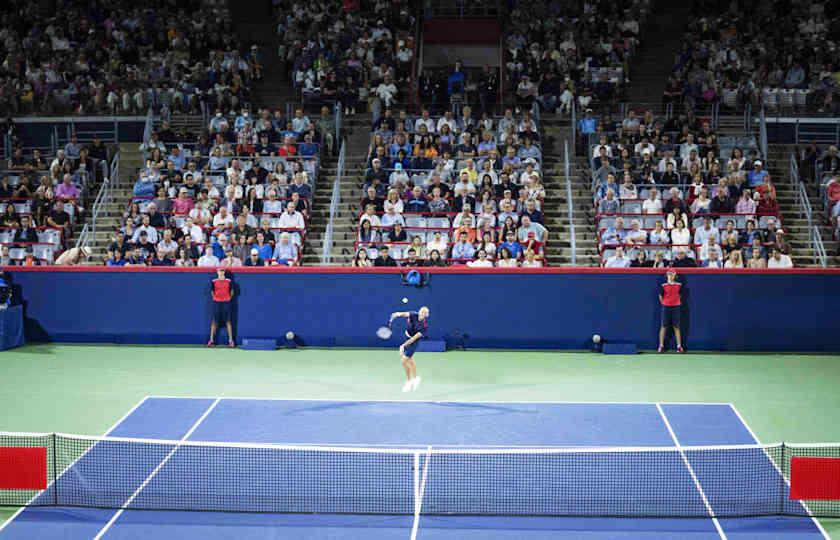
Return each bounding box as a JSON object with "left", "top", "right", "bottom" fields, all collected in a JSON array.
[
  {"left": 540, "top": 116, "right": 599, "bottom": 266},
  {"left": 625, "top": 0, "right": 692, "bottom": 105},
  {"left": 300, "top": 115, "right": 374, "bottom": 265},
  {"left": 228, "top": 0, "right": 295, "bottom": 112}
]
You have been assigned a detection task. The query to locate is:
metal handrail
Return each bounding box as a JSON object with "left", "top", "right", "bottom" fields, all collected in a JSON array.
[
  {"left": 812, "top": 227, "right": 828, "bottom": 267},
  {"left": 142, "top": 107, "right": 154, "bottom": 143},
  {"left": 334, "top": 101, "right": 343, "bottom": 147},
  {"left": 321, "top": 142, "right": 345, "bottom": 265},
  {"left": 790, "top": 152, "right": 828, "bottom": 267},
  {"left": 564, "top": 139, "right": 576, "bottom": 266},
  {"left": 571, "top": 101, "right": 577, "bottom": 151},
  {"left": 75, "top": 152, "right": 118, "bottom": 252}
]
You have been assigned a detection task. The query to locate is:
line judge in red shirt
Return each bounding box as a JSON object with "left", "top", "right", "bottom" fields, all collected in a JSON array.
[
  {"left": 658, "top": 269, "right": 685, "bottom": 353},
  {"left": 208, "top": 268, "right": 235, "bottom": 347}
]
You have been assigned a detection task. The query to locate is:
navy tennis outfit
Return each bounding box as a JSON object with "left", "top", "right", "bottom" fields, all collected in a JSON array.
[{"left": 402, "top": 311, "right": 428, "bottom": 358}]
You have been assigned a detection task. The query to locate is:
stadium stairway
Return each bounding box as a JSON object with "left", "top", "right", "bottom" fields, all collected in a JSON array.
[
  {"left": 541, "top": 117, "right": 600, "bottom": 266},
  {"left": 81, "top": 144, "right": 144, "bottom": 264},
  {"left": 624, "top": 0, "right": 692, "bottom": 105},
  {"left": 301, "top": 115, "right": 374, "bottom": 265},
  {"left": 228, "top": 0, "right": 295, "bottom": 111},
  {"left": 767, "top": 144, "right": 839, "bottom": 267}
]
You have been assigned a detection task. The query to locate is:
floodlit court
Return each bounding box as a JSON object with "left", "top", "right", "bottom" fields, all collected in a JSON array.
[{"left": 1, "top": 346, "right": 840, "bottom": 539}]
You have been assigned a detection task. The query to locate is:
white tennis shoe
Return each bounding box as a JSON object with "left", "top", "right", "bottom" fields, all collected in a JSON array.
[
  {"left": 402, "top": 380, "right": 413, "bottom": 393},
  {"left": 411, "top": 376, "right": 422, "bottom": 391}
]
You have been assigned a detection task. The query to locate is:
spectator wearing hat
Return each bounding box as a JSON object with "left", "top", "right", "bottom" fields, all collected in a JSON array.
[
  {"left": 244, "top": 248, "right": 265, "bottom": 267},
  {"left": 747, "top": 160, "right": 770, "bottom": 188}
]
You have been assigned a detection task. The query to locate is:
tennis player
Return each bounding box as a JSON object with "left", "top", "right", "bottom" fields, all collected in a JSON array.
[
  {"left": 208, "top": 268, "right": 235, "bottom": 348},
  {"left": 389, "top": 306, "right": 430, "bottom": 392},
  {"left": 658, "top": 269, "right": 685, "bottom": 353}
]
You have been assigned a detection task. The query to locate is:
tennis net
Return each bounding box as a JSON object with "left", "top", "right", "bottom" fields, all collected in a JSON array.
[{"left": 1, "top": 432, "right": 839, "bottom": 518}]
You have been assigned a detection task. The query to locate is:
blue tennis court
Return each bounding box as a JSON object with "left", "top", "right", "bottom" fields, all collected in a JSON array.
[{"left": 0, "top": 397, "right": 829, "bottom": 539}]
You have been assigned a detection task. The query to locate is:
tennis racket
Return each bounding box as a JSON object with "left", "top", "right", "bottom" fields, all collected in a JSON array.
[{"left": 376, "top": 326, "right": 392, "bottom": 339}]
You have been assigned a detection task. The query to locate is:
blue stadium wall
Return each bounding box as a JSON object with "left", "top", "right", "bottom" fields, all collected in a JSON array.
[{"left": 5, "top": 268, "right": 839, "bottom": 352}]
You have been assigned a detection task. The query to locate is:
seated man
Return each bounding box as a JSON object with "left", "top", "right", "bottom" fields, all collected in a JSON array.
[
  {"left": 604, "top": 246, "right": 631, "bottom": 268},
  {"left": 600, "top": 217, "right": 627, "bottom": 246}
]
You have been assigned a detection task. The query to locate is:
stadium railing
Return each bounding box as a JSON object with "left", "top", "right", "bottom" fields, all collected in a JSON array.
[
  {"left": 564, "top": 139, "right": 576, "bottom": 265},
  {"left": 322, "top": 141, "right": 345, "bottom": 265},
  {"left": 791, "top": 152, "right": 828, "bottom": 267},
  {"left": 77, "top": 152, "right": 118, "bottom": 252}
]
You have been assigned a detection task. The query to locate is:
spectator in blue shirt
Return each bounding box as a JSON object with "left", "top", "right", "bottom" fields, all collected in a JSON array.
[
  {"left": 451, "top": 231, "right": 475, "bottom": 262},
  {"left": 298, "top": 134, "right": 319, "bottom": 157},
  {"left": 211, "top": 234, "right": 231, "bottom": 259},
  {"left": 522, "top": 199, "right": 543, "bottom": 224},
  {"left": 601, "top": 217, "right": 628, "bottom": 246},
  {"left": 272, "top": 232, "right": 298, "bottom": 265},
  {"left": 746, "top": 160, "right": 769, "bottom": 187},
  {"left": 517, "top": 137, "right": 542, "bottom": 161},
  {"left": 167, "top": 147, "right": 186, "bottom": 170},
  {"left": 287, "top": 173, "right": 312, "bottom": 199},
  {"left": 578, "top": 109, "right": 598, "bottom": 136},
  {"left": 499, "top": 231, "right": 524, "bottom": 259},
  {"left": 388, "top": 133, "right": 412, "bottom": 158},
  {"left": 252, "top": 231, "right": 273, "bottom": 260}
]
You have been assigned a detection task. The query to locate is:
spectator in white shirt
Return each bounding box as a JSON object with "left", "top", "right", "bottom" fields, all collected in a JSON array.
[
  {"left": 767, "top": 248, "right": 793, "bottom": 268},
  {"left": 604, "top": 246, "right": 632, "bottom": 268},
  {"left": 693, "top": 216, "right": 720, "bottom": 246},
  {"left": 278, "top": 201, "right": 305, "bottom": 230},
  {"left": 414, "top": 109, "right": 435, "bottom": 133},
  {"left": 380, "top": 205, "right": 405, "bottom": 228},
  {"left": 375, "top": 75, "right": 398, "bottom": 108},
  {"left": 359, "top": 204, "right": 381, "bottom": 227},
  {"left": 467, "top": 249, "right": 493, "bottom": 267},
  {"left": 658, "top": 156, "right": 677, "bottom": 173},
  {"left": 649, "top": 221, "right": 670, "bottom": 244},
  {"left": 426, "top": 231, "right": 448, "bottom": 257},
  {"left": 642, "top": 187, "right": 663, "bottom": 214},
  {"left": 619, "top": 174, "right": 638, "bottom": 199},
  {"left": 189, "top": 205, "right": 211, "bottom": 227},
  {"left": 157, "top": 229, "right": 179, "bottom": 258},
  {"left": 213, "top": 206, "right": 235, "bottom": 230},
  {"left": 197, "top": 245, "right": 220, "bottom": 267},
  {"left": 436, "top": 111, "right": 457, "bottom": 133},
  {"left": 670, "top": 220, "right": 691, "bottom": 255},
  {"left": 132, "top": 215, "right": 159, "bottom": 244},
  {"left": 698, "top": 236, "right": 722, "bottom": 262},
  {"left": 263, "top": 189, "right": 285, "bottom": 215},
  {"left": 625, "top": 220, "right": 648, "bottom": 245},
  {"left": 521, "top": 248, "right": 543, "bottom": 267},
  {"left": 680, "top": 134, "right": 698, "bottom": 161},
  {"left": 182, "top": 216, "right": 205, "bottom": 243}
]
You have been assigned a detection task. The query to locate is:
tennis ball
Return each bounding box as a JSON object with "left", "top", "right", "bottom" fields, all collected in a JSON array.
[
  {"left": 592, "top": 334, "right": 601, "bottom": 344},
  {"left": 286, "top": 331, "right": 295, "bottom": 340},
  {"left": 401, "top": 297, "right": 408, "bottom": 303}
]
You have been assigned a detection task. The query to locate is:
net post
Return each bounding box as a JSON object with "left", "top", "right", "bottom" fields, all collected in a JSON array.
[{"left": 51, "top": 433, "right": 57, "bottom": 506}]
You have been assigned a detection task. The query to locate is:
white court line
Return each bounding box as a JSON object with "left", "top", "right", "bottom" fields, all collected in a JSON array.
[
  {"left": 728, "top": 404, "right": 830, "bottom": 540},
  {"left": 0, "top": 396, "right": 151, "bottom": 533},
  {"left": 92, "top": 398, "right": 221, "bottom": 540},
  {"left": 148, "top": 394, "right": 735, "bottom": 406},
  {"left": 656, "top": 404, "right": 727, "bottom": 540},
  {"left": 409, "top": 446, "right": 432, "bottom": 540}
]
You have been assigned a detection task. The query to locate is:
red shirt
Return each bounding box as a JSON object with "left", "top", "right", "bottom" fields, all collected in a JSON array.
[
  {"left": 212, "top": 278, "right": 232, "bottom": 302},
  {"left": 660, "top": 282, "right": 682, "bottom": 306}
]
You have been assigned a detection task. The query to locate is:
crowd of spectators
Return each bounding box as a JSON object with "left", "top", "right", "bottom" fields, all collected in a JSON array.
[
  {"left": 666, "top": 0, "right": 840, "bottom": 112},
  {"left": 0, "top": 136, "right": 108, "bottom": 265},
  {"left": 108, "top": 106, "right": 335, "bottom": 267},
  {"left": 354, "top": 107, "right": 548, "bottom": 268},
  {"left": 590, "top": 107, "right": 791, "bottom": 268},
  {"left": 0, "top": 0, "right": 261, "bottom": 116},
  {"left": 499, "top": 0, "right": 648, "bottom": 115},
  {"left": 277, "top": 0, "right": 416, "bottom": 114}
]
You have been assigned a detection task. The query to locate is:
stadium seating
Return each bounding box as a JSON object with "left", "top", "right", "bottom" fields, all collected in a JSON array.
[
  {"left": 589, "top": 107, "right": 790, "bottom": 268},
  {"left": 0, "top": 0, "right": 259, "bottom": 117},
  {"left": 354, "top": 106, "right": 548, "bottom": 268}
]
